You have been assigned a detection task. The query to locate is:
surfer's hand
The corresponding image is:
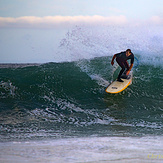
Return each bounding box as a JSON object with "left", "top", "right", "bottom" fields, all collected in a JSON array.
[
  {"left": 126, "top": 71, "right": 130, "bottom": 75},
  {"left": 111, "top": 61, "right": 114, "bottom": 66}
]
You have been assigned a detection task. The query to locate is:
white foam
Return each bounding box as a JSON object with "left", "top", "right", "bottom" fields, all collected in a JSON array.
[
  {"left": 57, "top": 25, "right": 163, "bottom": 67},
  {"left": 1, "top": 136, "right": 163, "bottom": 163},
  {"left": 90, "top": 74, "right": 109, "bottom": 87}
]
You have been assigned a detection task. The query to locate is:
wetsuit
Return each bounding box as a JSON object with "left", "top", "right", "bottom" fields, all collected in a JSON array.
[{"left": 115, "top": 51, "right": 134, "bottom": 79}]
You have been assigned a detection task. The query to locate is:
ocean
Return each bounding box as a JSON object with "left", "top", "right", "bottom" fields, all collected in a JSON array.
[{"left": 0, "top": 25, "right": 163, "bottom": 162}]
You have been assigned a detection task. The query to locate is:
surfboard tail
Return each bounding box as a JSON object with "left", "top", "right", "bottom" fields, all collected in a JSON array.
[{"left": 106, "top": 71, "right": 133, "bottom": 94}]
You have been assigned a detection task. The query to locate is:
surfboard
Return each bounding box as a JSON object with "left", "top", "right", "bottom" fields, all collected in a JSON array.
[{"left": 105, "top": 72, "right": 133, "bottom": 94}]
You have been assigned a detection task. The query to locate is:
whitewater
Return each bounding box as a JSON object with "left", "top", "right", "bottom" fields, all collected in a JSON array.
[{"left": 0, "top": 24, "right": 163, "bottom": 162}]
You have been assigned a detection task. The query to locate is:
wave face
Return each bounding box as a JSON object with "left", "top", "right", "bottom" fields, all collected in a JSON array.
[{"left": 0, "top": 57, "right": 162, "bottom": 140}]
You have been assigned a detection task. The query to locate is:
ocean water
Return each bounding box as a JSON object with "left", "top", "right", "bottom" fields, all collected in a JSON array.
[{"left": 0, "top": 25, "right": 163, "bottom": 162}]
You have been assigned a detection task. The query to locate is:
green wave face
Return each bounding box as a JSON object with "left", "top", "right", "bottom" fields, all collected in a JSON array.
[{"left": 0, "top": 57, "right": 163, "bottom": 140}]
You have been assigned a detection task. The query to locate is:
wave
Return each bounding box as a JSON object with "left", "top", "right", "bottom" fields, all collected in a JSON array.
[
  {"left": 56, "top": 25, "right": 163, "bottom": 67},
  {"left": 0, "top": 56, "right": 162, "bottom": 140}
]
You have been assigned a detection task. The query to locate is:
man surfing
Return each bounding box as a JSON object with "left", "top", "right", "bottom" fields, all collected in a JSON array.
[{"left": 111, "top": 49, "right": 134, "bottom": 82}]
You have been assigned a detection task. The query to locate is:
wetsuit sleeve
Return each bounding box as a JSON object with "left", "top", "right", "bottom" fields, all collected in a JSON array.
[
  {"left": 115, "top": 52, "right": 121, "bottom": 57},
  {"left": 130, "top": 54, "right": 134, "bottom": 64}
]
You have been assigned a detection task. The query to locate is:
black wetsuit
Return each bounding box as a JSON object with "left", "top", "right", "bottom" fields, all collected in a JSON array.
[{"left": 115, "top": 51, "right": 134, "bottom": 79}]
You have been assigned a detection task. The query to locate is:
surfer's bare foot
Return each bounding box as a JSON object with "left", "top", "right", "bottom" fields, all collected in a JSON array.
[{"left": 117, "top": 78, "right": 124, "bottom": 82}]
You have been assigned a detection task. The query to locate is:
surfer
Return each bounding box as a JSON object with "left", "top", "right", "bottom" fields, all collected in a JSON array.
[{"left": 111, "top": 49, "right": 134, "bottom": 82}]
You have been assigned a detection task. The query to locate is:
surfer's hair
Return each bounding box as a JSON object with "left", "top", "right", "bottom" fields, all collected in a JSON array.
[{"left": 126, "top": 49, "right": 131, "bottom": 53}]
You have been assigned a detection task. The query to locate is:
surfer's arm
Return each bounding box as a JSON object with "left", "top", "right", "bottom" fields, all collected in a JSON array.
[
  {"left": 126, "top": 63, "right": 133, "bottom": 75},
  {"left": 111, "top": 54, "right": 116, "bottom": 65},
  {"left": 126, "top": 56, "right": 134, "bottom": 75}
]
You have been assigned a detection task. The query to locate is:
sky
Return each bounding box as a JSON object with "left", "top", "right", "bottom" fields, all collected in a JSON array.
[
  {"left": 0, "top": 0, "right": 162, "bottom": 19},
  {"left": 0, "top": 0, "right": 162, "bottom": 63}
]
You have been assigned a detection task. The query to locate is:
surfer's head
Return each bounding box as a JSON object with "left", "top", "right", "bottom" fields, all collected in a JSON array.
[
  {"left": 126, "top": 49, "right": 131, "bottom": 53},
  {"left": 126, "top": 49, "right": 132, "bottom": 57}
]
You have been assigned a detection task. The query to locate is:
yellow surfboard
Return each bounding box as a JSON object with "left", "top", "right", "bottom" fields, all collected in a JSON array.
[{"left": 105, "top": 72, "right": 133, "bottom": 94}]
